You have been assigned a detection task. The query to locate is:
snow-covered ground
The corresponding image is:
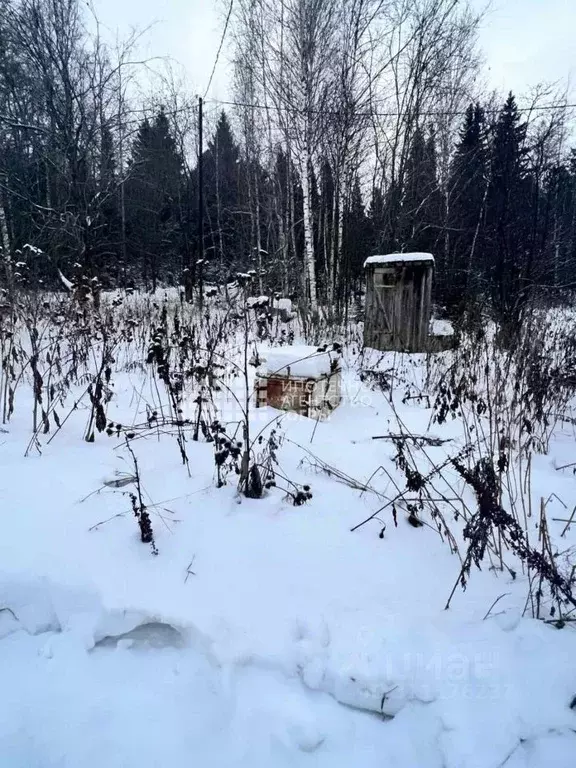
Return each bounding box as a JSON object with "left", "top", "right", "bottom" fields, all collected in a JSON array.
[{"left": 1, "top": 296, "right": 576, "bottom": 767}]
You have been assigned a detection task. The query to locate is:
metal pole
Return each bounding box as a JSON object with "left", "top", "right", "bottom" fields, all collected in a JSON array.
[{"left": 198, "top": 96, "right": 204, "bottom": 309}]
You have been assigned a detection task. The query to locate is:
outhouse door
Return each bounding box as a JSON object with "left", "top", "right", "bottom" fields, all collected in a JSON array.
[{"left": 373, "top": 267, "right": 396, "bottom": 348}]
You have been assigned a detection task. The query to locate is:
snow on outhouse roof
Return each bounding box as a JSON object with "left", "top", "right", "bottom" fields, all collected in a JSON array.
[
  {"left": 258, "top": 345, "right": 340, "bottom": 378},
  {"left": 364, "top": 252, "right": 434, "bottom": 268}
]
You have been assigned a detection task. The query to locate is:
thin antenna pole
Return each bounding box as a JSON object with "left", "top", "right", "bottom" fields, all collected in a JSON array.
[{"left": 198, "top": 96, "right": 204, "bottom": 308}]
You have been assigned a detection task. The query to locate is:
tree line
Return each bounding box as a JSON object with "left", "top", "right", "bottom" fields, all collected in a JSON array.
[{"left": 0, "top": 0, "right": 574, "bottom": 324}]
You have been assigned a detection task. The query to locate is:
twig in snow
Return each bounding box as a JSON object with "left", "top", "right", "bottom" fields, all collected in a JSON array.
[
  {"left": 300, "top": 455, "right": 386, "bottom": 498},
  {"left": 554, "top": 507, "right": 576, "bottom": 537},
  {"left": 184, "top": 556, "right": 197, "bottom": 582},
  {"left": 543, "top": 492, "right": 567, "bottom": 510},
  {"left": 0, "top": 606, "right": 18, "bottom": 622},
  {"left": 89, "top": 512, "right": 127, "bottom": 531},
  {"left": 80, "top": 473, "right": 137, "bottom": 503},
  {"left": 370, "top": 433, "right": 450, "bottom": 446},
  {"left": 350, "top": 452, "right": 458, "bottom": 533},
  {"left": 483, "top": 593, "right": 510, "bottom": 620},
  {"left": 555, "top": 461, "right": 576, "bottom": 471},
  {"left": 380, "top": 685, "right": 398, "bottom": 716}
]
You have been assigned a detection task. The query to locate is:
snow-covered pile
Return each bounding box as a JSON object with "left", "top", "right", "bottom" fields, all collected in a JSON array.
[
  {"left": 259, "top": 344, "right": 340, "bottom": 378},
  {"left": 247, "top": 295, "right": 270, "bottom": 309},
  {"left": 430, "top": 318, "right": 454, "bottom": 337}
]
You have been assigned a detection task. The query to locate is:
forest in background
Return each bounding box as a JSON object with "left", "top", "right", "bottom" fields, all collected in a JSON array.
[{"left": 0, "top": 0, "right": 575, "bottom": 324}]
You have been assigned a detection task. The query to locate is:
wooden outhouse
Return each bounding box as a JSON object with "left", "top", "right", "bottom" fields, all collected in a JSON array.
[
  {"left": 363, "top": 252, "right": 434, "bottom": 352},
  {"left": 255, "top": 345, "right": 342, "bottom": 420}
]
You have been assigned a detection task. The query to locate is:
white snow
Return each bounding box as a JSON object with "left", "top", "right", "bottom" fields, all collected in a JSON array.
[
  {"left": 430, "top": 318, "right": 455, "bottom": 336},
  {"left": 247, "top": 295, "right": 270, "bottom": 308},
  {"left": 0, "top": 295, "right": 575, "bottom": 768},
  {"left": 364, "top": 252, "right": 435, "bottom": 267},
  {"left": 259, "top": 344, "right": 340, "bottom": 377},
  {"left": 273, "top": 298, "right": 292, "bottom": 312}
]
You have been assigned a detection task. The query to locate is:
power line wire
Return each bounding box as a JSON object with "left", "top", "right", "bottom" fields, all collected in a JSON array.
[
  {"left": 2, "top": 95, "right": 573, "bottom": 135},
  {"left": 203, "top": 0, "right": 234, "bottom": 100},
  {"left": 203, "top": 96, "right": 576, "bottom": 119}
]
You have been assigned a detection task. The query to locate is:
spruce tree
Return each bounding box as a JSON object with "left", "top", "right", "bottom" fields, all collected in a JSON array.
[
  {"left": 126, "top": 109, "right": 184, "bottom": 288},
  {"left": 400, "top": 126, "right": 442, "bottom": 255},
  {"left": 542, "top": 154, "right": 576, "bottom": 289},
  {"left": 200, "top": 111, "right": 247, "bottom": 276},
  {"left": 446, "top": 103, "right": 488, "bottom": 312},
  {"left": 485, "top": 93, "right": 529, "bottom": 323},
  {"left": 343, "top": 176, "right": 368, "bottom": 296},
  {"left": 401, "top": 126, "right": 427, "bottom": 247},
  {"left": 369, "top": 186, "right": 385, "bottom": 253},
  {"left": 94, "top": 124, "right": 121, "bottom": 284}
]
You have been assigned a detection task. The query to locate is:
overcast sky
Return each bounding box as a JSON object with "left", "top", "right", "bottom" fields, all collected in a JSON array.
[{"left": 92, "top": 0, "right": 575, "bottom": 103}]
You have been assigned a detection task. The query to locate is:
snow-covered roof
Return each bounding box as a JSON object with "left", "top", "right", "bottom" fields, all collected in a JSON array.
[
  {"left": 259, "top": 345, "right": 340, "bottom": 378},
  {"left": 364, "top": 252, "right": 434, "bottom": 268},
  {"left": 247, "top": 295, "right": 270, "bottom": 308}
]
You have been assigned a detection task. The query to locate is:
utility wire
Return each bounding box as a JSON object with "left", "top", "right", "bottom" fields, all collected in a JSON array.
[
  {"left": 203, "top": 96, "right": 576, "bottom": 119},
  {"left": 2, "top": 95, "right": 574, "bottom": 135},
  {"left": 203, "top": 0, "right": 234, "bottom": 100}
]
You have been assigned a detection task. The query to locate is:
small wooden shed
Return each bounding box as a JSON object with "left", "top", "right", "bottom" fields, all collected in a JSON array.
[
  {"left": 255, "top": 345, "right": 342, "bottom": 420},
  {"left": 363, "top": 252, "right": 434, "bottom": 352}
]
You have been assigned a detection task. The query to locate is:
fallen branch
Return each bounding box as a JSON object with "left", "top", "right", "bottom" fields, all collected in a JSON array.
[{"left": 370, "top": 433, "right": 450, "bottom": 446}]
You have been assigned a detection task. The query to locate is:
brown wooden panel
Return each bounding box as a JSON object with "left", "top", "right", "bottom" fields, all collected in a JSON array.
[{"left": 364, "top": 262, "right": 433, "bottom": 352}]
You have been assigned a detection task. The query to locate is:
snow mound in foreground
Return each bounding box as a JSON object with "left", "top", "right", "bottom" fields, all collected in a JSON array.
[{"left": 1, "top": 572, "right": 576, "bottom": 768}]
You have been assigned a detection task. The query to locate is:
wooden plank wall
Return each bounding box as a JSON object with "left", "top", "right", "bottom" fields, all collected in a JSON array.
[{"left": 364, "top": 262, "right": 433, "bottom": 352}]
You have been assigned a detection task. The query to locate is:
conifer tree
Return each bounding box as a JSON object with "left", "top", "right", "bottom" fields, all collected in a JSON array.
[
  {"left": 126, "top": 109, "right": 184, "bottom": 288},
  {"left": 485, "top": 93, "right": 529, "bottom": 322},
  {"left": 343, "top": 176, "right": 368, "bottom": 299},
  {"left": 445, "top": 103, "right": 488, "bottom": 311},
  {"left": 368, "top": 186, "right": 385, "bottom": 253},
  {"left": 201, "top": 111, "right": 246, "bottom": 276},
  {"left": 401, "top": 126, "right": 442, "bottom": 255}
]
